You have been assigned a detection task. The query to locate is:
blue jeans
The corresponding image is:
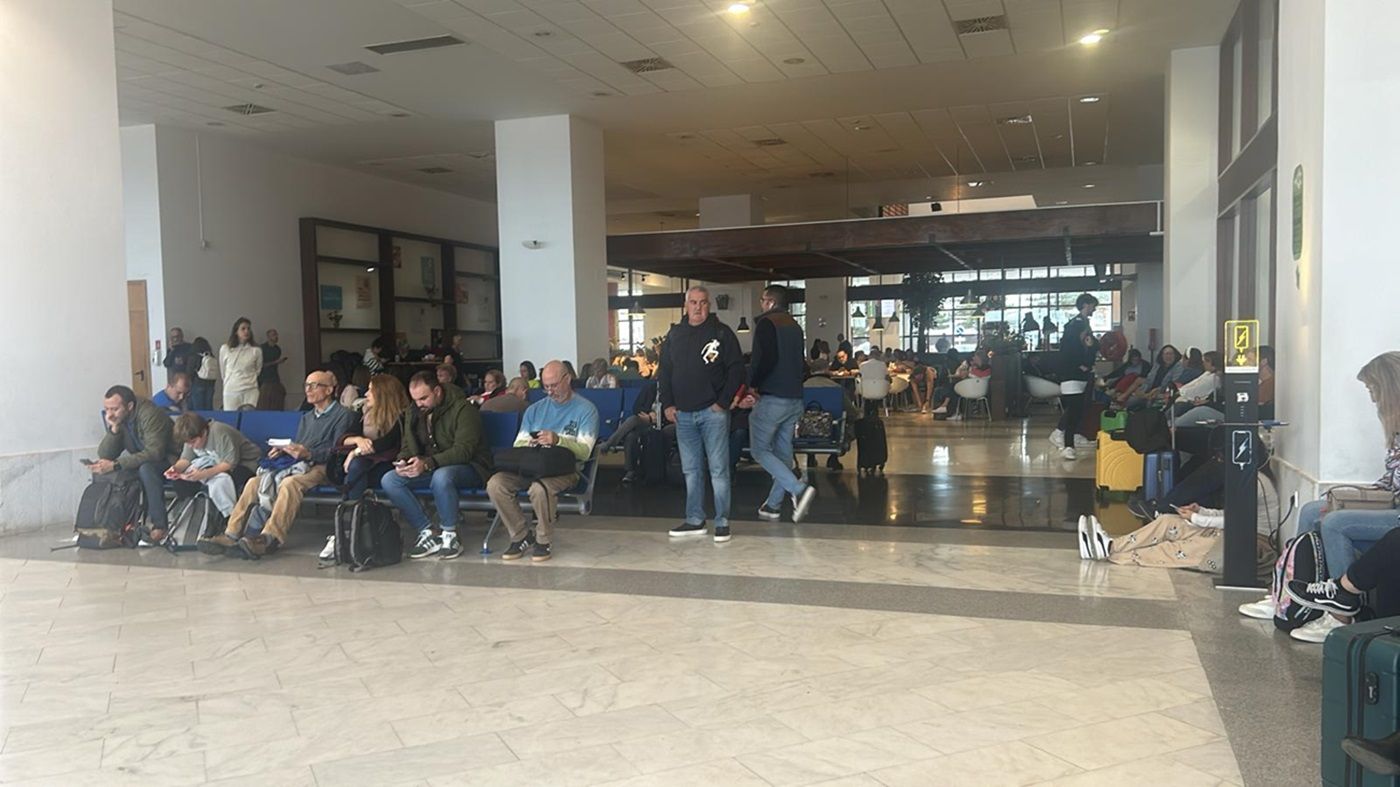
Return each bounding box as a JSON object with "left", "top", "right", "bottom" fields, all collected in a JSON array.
[
  {"left": 1299, "top": 499, "right": 1400, "bottom": 579},
  {"left": 342, "top": 457, "right": 391, "bottom": 501},
  {"left": 749, "top": 395, "right": 807, "bottom": 509},
  {"left": 380, "top": 464, "right": 484, "bottom": 532},
  {"left": 675, "top": 408, "right": 731, "bottom": 527},
  {"left": 136, "top": 459, "right": 171, "bottom": 529}
]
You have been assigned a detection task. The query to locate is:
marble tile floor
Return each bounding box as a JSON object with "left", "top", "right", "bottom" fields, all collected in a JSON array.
[{"left": 0, "top": 555, "right": 1245, "bottom": 786}]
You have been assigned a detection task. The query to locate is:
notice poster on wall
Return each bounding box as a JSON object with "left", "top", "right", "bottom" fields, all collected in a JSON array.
[
  {"left": 319, "top": 285, "right": 343, "bottom": 310},
  {"left": 454, "top": 281, "right": 468, "bottom": 304},
  {"left": 392, "top": 245, "right": 402, "bottom": 269},
  {"left": 420, "top": 257, "right": 437, "bottom": 293},
  {"left": 355, "top": 276, "right": 372, "bottom": 308}
]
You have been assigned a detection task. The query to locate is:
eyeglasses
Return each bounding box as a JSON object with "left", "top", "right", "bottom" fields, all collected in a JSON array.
[{"left": 304, "top": 382, "right": 330, "bottom": 389}]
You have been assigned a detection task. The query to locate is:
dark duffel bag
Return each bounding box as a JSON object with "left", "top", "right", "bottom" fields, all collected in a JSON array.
[
  {"left": 495, "top": 446, "right": 576, "bottom": 480},
  {"left": 1124, "top": 408, "right": 1171, "bottom": 454},
  {"left": 1322, "top": 619, "right": 1400, "bottom": 786}
]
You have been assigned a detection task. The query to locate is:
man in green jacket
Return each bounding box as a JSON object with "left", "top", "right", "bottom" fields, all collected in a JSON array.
[
  {"left": 380, "top": 370, "right": 493, "bottom": 560},
  {"left": 93, "top": 385, "right": 177, "bottom": 541}
]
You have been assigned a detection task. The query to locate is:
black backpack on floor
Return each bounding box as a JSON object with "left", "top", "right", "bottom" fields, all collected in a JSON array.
[
  {"left": 639, "top": 429, "right": 670, "bottom": 486},
  {"left": 74, "top": 470, "right": 144, "bottom": 549},
  {"left": 1124, "top": 408, "right": 1171, "bottom": 454},
  {"left": 166, "top": 492, "right": 226, "bottom": 553},
  {"left": 329, "top": 497, "right": 402, "bottom": 572}
]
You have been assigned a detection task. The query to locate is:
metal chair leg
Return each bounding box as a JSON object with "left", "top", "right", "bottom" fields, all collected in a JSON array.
[{"left": 480, "top": 513, "right": 501, "bottom": 555}]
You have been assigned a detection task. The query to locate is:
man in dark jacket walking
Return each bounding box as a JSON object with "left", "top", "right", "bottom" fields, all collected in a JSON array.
[
  {"left": 1051, "top": 293, "right": 1101, "bottom": 460},
  {"left": 381, "top": 371, "right": 494, "bottom": 560},
  {"left": 743, "top": 284, "right": 817, "bottom": 523},
  {"left": 659, "top": 286, "right": 745, "bottom": 541}
]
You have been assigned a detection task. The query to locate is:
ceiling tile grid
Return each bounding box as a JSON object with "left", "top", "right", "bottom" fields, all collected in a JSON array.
[
  {"left": 112, "top": 11, "right": 413, "bottom": 134},
  {"left": 395, "top": 0, "right": 1120, "bottom": 97}
]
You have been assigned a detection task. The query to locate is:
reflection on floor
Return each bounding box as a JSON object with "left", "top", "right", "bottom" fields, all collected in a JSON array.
[{"left": 0, "top": 410, "right": 1319, "bottom": 785}]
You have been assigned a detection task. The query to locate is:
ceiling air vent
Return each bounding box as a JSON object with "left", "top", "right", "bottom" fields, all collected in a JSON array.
[
  {"left": 365, "top": 35, "right": 466, "bottom": 55},
  {"left": 418, "top": 167, "right": 454, "bottom": 174},
  {"left": 998, "top": 114, "right": 1034, "bottom": 125},
  {"left": 224, "top": 103, "right": 274, "bottom": 115},
  {"left": 619, "top": 57, "right": 675, "bottom": 74},
  {"left": 754, "top": 138, "right": 786, "bottom": 147},
  {"left": 954, "top": 15, "right": 1009, "bottom": 35},
  {"left": 327, "top": 61, "right": 380, "bottom": 76}
]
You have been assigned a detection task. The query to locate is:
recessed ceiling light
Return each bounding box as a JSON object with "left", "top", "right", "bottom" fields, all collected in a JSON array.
[
  {"left": 1079, "top": 28, "right": 1109, "bottom": 45},
  {"left": 727, "top": 2, "right": 752, "bottom": 15},
  {"left": 998, "top": 114, "right": 1033, "bottom": 125},
  {"left": 783, "top": 57, "right": 805, "bottom": 65},
  {"left": 853, "top": 124, "right": 870, "bottom": 131},
  {"left": 1082, "top": 183, "right": 1096, "bottom": 189},
  {"left": 1084, "top": 160, "right": 1097, "bottom": 166},
  {"left": 967, "top": 180, "right": 985, "bottom": 187},
  {"left": 1054, "top": 134, "right": 1065, "bottom": 140},
  {"left": 1078, "top": 95, "right": 1102, "bottom": 104},
  {"left": 923, "top": 195, "right": 933, "bottom": 200},
  {"left": 1055, "top": 200, "right": 1069, "bottom": 205}
]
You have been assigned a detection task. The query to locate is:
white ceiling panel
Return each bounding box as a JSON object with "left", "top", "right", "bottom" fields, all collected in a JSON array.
[
  {"left": 958, "top": 29, "right": 1015, "bottom": 59},
  {"left": 941, "top": 0, "right": 1006, "bottom": 22}
]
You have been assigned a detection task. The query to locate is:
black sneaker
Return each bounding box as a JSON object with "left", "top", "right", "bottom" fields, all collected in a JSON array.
[
  {"left": 713, "top": 526, "right": 731, "bottom": 543},
  {"left": 1127, "top": 497, "right": 1156, "bottom": 522},
  {"left": 1286, "top": 578, "right": 1362, "bottom": 616},
  {"left": 531, "top": 542, "right": 552, "bottom": 562},
  {"left": 438, "top": 530, "right": 464, "bottom": 560},
  {"left": 408, "top": 529, "right": 442, "bottom": 560},
  {"left": 757, "top": 504, "right": 781, "bottom": 522},
  {"left": 669, "top": 522, "right": 707, "bottom": 537},
  {"left": 502, "top": 531, "right": 535, "bottom": 561},
  {"left": 826, "top": 456, "right": 843, "bottom": 470},
  {"left": 621, "top": 472, "right": 636, "bottom": 484}
]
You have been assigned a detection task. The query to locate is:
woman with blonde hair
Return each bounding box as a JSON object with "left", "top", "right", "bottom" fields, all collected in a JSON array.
[
  {"left": 586, "top": 357, "right": 618, "bottom": 389},
  {"left": 332, "top": 374, "right": 410, "bottom": 502},
  {"left": 1241, "top": 351, "right": 1400, "bottom": 643}
]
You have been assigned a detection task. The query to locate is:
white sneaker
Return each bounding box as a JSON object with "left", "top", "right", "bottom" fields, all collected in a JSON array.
[
  {"left": 1060, "top": 446, "right": 1077, "bottom": 460},
  {"left": 1238, "top": 597, "right": 1277, "bottom": 620},
  {"left": 1049, "top": 429, "right": 1065, "bottom": 449},
  {"left": 1089, "top": 516, "right": 1113, "bottom": 559},
  {"left": 1074, "top": 434, "right": 1096, "bottom": 450},
  {"left": 792, "top": 485, "right": 817, "bottom": 523},
  {"left": 1290, "top": 613, "right": 1348, "bottom": 643},
  {"left": 948, "top": 414, "right": 963, "bottom": 421},
  {"left": 1076, "top": 516, "right": 1094, "bottom": 560},
  {"left": 931, "top": 405, "right": 948, "bottom": 414},
  {"left": 318, "top": 535, "right": 336, "bottom": 561}
]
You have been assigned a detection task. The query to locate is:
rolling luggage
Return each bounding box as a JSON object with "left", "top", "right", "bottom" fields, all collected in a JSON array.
[
  {"left": 856, "top": 416, "right": 887, "bottom": 473},
  {"left": 639, "top": 428, "right": 669, "bottom": 486},
  {"left": 1100, "top": 409, "right": 1128, "bottom": 434},
  {"left": 1322, "top": 619, "right": 1400, "bottom": 786},
  {"left": 1095, "top": 431, "right": 1143, "bottom": 493},
  {"left": 1142, "top": 450, "right": 1177, "bottom": 505}
]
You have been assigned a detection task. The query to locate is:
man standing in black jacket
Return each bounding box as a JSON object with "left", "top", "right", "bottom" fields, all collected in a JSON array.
[
  {"left": 743, "top": 284, "right": 817, "bottom": 523},
  {"left": 659, "top": 286, "right": 744, "bottom": 542}
]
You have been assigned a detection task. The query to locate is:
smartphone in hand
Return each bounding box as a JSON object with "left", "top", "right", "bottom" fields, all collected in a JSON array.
[{"left": 79, "top": 458, "right": 96, "bottom": 466}]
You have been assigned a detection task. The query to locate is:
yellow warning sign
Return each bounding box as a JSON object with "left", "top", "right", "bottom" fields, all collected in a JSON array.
[{"left": 1225, "top": 319, "right": 1260, "bottom": 374}]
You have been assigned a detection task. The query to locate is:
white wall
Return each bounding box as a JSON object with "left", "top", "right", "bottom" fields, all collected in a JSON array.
[
  {"left": 1163, "top": 46, "right": 1220, "bottom": 351},
  {"left": 804, "top": 277, "right": 847, "bottom": 350},
  {"left": 496, "top": 115, "right": 608, "bottom": 370},
  {"left": 148, "top": 126, "right": 497, "bottom": 397},
  {"left": 0, "top": 0, "right": 129, "bottom": 532},
  {"left": 1132, "top": 264, "right": 1164, "bottom": 352},
  {"left": 121, "top": 125, "right": 166, "bottom": 388}
]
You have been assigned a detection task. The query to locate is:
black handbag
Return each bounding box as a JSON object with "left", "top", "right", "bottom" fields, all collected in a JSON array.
[{"left": 495, "top": 446, "right": 576, "bottom": 479}]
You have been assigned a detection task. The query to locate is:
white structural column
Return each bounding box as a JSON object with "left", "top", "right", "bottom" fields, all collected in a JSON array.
[
  {"left": 1162, "top": 45, "right": 1220, "bottom": 352},
  {"left": 1273, "top": 0, "right": 1400, "bottom": 508},
  {"left": 0, "top": 0, "right": 130, "bottom": 533},
  {"left": 699, "top": 195, "right": 765, "bottom": 352},
  {"left": 803, "top": 277, "right": 849, "bottom": 350},
  {"left": 495, "top": 115, "right": 608, "bottom": 369}
]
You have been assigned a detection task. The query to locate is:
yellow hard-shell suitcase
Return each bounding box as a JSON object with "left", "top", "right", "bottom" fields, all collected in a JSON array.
[{"left": 1095, "top": 430, "right": 1144, "bottom": 492}]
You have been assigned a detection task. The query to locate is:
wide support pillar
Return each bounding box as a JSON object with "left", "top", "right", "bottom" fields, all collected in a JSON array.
[
  {"left": 495, "top": 115, "right": 607, "bottom": 370},
  {"left": 698, "top": 195, "right": 765, "bottom": 351},
  {"left": 1163, "top": 45, "right": 1220, "bottom": 352}
]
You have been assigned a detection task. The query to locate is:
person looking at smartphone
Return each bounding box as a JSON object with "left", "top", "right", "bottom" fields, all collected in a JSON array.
[
  {"left": 380, "top": 371, "right": 494, "bottom": 560},
  {"left": 200, "top": 370, "right": 353, "bottom": 559},
  {"left": 168, "top": 412, "right": 260, "bottom": 516},
  {"left": 94, "top": 385, "right": 177, "bottom": 542},
  {"left": 486, "top": 361, "right": 598, "bottom": 562}
]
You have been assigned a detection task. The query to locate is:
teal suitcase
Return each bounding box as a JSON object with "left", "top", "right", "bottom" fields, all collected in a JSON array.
[{"left": 1323, "top": 619, "right": 1400, "bottom": 786}]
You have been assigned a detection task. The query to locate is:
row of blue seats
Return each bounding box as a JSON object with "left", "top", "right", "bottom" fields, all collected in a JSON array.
[{"left": 183, "top": 408, "right": 597, "bottom": 555}]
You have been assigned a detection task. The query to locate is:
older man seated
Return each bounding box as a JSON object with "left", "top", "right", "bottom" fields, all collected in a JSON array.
[
  {"left": 199, "top": 370, "right": 354, "bottom": 560},
  {"left": 486, "top": 361, "right": 599, "bottom": 562}
]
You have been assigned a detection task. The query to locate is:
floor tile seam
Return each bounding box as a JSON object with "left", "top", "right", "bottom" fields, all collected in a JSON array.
[{"left": 563, "top": 520, "right": 1077, "bottom": 548}]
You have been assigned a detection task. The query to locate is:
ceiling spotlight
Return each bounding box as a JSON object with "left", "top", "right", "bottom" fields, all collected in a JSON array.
[
  {"left": 967, "top": 180, "right": 985, "bottom": 187},
  {"left": 727, "top": 2, "right": 752, "bottom": 14},
  {"left": 1078, "top": 28, "right": 1109, "bottom": 45},
  {"left": 1078, "top": 96, "right": 1102, "bottom": 104},
  {"left": 1083, "top": 183, "right": 1097, "bottom": 189},
  {"left": 1084, "top": 161, "right": 1098, "bottom": 166}
]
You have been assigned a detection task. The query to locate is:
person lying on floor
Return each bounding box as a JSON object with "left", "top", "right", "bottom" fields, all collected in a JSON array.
[{"left": 1078, "top": 475, "right": 1279, "bottom": 570}]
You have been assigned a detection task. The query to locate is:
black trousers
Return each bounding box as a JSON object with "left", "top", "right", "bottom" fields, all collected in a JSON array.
[
  {"left": 1346, "top": 527, "right": 1400, "bottom": 617},
  {"left": 1057, "top": 393, "right": 1084, "bottom": 436},
  {"left": 1152, "top": 457, "right": 1226, "bottom": 516}
]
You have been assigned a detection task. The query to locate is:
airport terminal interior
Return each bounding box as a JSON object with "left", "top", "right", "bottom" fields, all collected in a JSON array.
[{"left": 3, "top": 0, "right": 1399, "bottom": 785}]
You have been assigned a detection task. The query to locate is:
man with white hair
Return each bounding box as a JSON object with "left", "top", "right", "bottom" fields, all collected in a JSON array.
[
  {"left": 486, "top": 361, "right": 598, "bottom": 562},
  {"left": 659, "top": 285, "right": 744, "bottom": 542}
]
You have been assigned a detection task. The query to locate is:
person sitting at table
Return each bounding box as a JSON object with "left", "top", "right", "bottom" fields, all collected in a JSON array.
[{"left": 829, "top": 348, "right": 857, "bottom": 373}]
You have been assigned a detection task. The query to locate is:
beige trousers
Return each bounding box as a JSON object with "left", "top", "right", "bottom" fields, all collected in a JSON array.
[
  {"left": 226, "top": 466, "right": 328, "bottom": 542},
  {"left": 485, "top": 471, "right": 580, "bottom": 545}
]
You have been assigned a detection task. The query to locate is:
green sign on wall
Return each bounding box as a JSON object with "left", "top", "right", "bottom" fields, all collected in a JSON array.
[{"left": 1292, "top": 165, "right": 1304, "bottom": 261}]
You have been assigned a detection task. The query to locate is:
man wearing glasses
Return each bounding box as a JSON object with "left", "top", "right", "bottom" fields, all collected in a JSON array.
[
  {"left": 200, "top": 370, "right": 354, "bottom": 559},
  {"left": 486, "top": 360, "right": 599, "bottom": 562},
  {"left": 741, "top": 284, "right": 818, "bottom": 522}
]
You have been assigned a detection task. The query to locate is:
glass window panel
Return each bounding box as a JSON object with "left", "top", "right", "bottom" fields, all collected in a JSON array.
[
  {"left": 1253, "top": 187, "right": 1273, "bottom": 340},
  {"left": 1258, "top": 0, "right": 1275, "bottom": 129}
]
